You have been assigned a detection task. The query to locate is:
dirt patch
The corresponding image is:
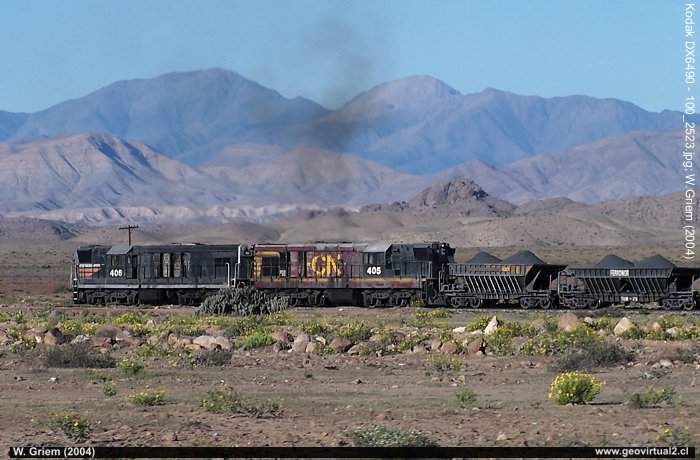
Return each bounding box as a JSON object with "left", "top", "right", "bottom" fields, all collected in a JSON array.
[{"left": 0, "top": 305, "right": 698, "bottom": 450}]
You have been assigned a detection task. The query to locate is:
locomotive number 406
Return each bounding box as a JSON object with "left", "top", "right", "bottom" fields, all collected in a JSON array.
[
  {"left": 109, "top": 269, "right": 123, "bottom": 277},
  {"left": 366, "top": 266, "right": 382, "bottom": 275}
]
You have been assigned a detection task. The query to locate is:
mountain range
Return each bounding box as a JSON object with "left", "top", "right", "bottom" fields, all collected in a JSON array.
[{"left": 0, "top": 68, "right": 691, "bottom": 224}]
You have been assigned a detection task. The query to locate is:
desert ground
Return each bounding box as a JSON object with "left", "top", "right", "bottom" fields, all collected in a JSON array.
[{"left": 0, "top": 238, "right": 698, "bottom": 456}]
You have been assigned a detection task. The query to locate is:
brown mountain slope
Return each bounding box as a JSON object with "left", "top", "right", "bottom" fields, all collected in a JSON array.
[{"left": 361, "top": 179, "right": 515, "bottom": 218}]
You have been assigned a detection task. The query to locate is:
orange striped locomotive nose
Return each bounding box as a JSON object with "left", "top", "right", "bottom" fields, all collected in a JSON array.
[{"left": 77, "top": 263, "right": 101, "bottom": 277}]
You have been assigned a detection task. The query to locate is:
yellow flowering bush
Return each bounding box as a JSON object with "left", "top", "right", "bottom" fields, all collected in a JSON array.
[
  {"left": 548, "top": 371, "right": 605, "bottom": 405},
  {"left": 128, "top": 387, "right": 166, "bottom": 406},
  {"left": 47, "top": 410, "right": 90, "bottom": 442}
]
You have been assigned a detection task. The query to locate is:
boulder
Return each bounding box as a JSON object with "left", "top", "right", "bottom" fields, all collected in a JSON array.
[
  {"left": 193, "top": 335, "right": 231, "bottom": 351},
  {"left": 70, "top": 335, "right": 90, "bottom": 344},
  {"left": 330, "top": 337, "right": 353, "bottom": 353},
  {"left": 529, "top": 318, "right": 548, "bottom": 333},
  {"left": 90, "top": 336, "right": 113, "bottom": 348},
  {"left": 466, "top": 337, "right": 485, "bottom": 355},
  {"left": 95, "top": 324, "right": 121, "bottom": 340},
  {"left": 270, "top": 330, "right": 294, "bottom": 344},
  {"left": 439, "top": 341, "right": 459, "bottom": 355},
  {"left": 558, "top": 313, "right": 581, "bottom": 332},
  {"left": 613, "top": 317, "right": 636, "bottom": 336},
  {"left": 484, "top": 316, "right": 499, "bottom": 335},
  {"left": 44, "top": 327, "right": 69, "bottom": 346},
  {"left": 291, "top": 333, "right": 310, "bottom": 353}
]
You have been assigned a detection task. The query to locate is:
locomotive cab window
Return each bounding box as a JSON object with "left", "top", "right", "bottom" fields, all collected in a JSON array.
[
  {"left": 261, "top": 254, "right": 285, "bottom": 277},
  {"left": 363, "top": 252, "right": 385, "bottom": 266}
]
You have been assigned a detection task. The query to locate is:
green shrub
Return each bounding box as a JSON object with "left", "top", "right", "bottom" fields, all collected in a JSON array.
[
  {"left": 337, "top": 320, "right": 373, "bottom": 342},
  {"left": 195, "top": 286, "right": 288, "bottom": 316},
  {"left": 455, "top": 387, "right": 477, "bottom": 407},
  {"left": 520, "top": 325, "right": 602, "bottom": 356},
  {"left": 200, "top": 385, "right": 281, "bottom": 418},
  {"left": 110, "top": 311, "right": 147, "bottom": 326},
  {"left": 235, "top": 331, "right": 274, "bottom": 349},
  {"left": 630, "top": 385, "right": 676, "bottom": 408},
  {"left": 548, "top": 371, "right": 605, "bottom": 405},
  {"left": 102, "top": 383, "right": 117, "bottom": 397},
  {"left": 190, "top": 348, "right": 232, "bottom": 366},
  {"left": 128, "top": 387, "right": 166, "bottom": 406},
  {"left": 425, "top": 353, "right": 461, "bottom": 375},
  {"left": 299, "top": 320, "right": 330, "bottom": 336},
  {"left": 348, "top": 424, "right": 438, "bottom": 447},
  {"left": 47, "top": 410, "right": 90, "bottom": 442},
  {"left": 44, "top": 344, "right": 115, "bottom": 368},
  {"left": 117, "top": 357, "right": 146, "bottom": 376},
  {"left": 656, "top": 425, "right": 692, "bottom": 446},
  {"left": 550, "top": 341, "right": 634, "bottom": 372}
]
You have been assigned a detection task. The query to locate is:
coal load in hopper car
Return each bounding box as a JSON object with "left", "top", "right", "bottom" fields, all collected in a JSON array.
[
  {"left": 560, "top": 254, "right": 700, "bottom": 310},
  {"left": 443, "top": 250, "right": 566, "bottom": 309}
]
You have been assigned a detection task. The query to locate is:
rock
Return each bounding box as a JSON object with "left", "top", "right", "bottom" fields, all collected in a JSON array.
[
  {"left": 330, "top": 337, "right": 353, "bottom": 353},
  {"left": 95, "top": 324, "right": 121, "bottom": 339},
  {"left": 452, "top": 326, "right": 468, "bottom": 334},
  {"left": 90, "top": 336, "right": 113, "bottom": 348},
  {"left": 496, "top": 432, "right": 508, "bottom": 441},
  {"left": 439, "top": 341, "right": 459, "bottom": 355},
  {"left": 272, "top": 342, "right": 283, "bottom": 353},
  {"left": 484, "top": 316, "right": 499, "bottom": 335},
  {"left": 314, "top": 336, "right": 327, "bottom": 345},
  {"left": 270, "top": 330, "right": 294, "bottom": 344},
  {"left": 558, "top": 313, "right": 581, "bottom": 332},
  {"left": 212, "top": 336, "right": 231, "bottom": 350},
  {"left": 411, "top": 345, "right": 426, "bottom": 354},
  {"left": 652, "top": 322, "right": 662, "bottom": 332},
  {"left": 347, "top": 344, "right": 365, "bottom": 355},
  {"left": 70, "top": 335, "right": 90, "bottom": 344},
  {"left": 666, "top": 327, "right": 680, "bottom": 336},
  {"left": 167, "top": 332, "right": 179, "bottom": 346},
  {"left": 613, "top": 317, "right": 636, "bottom": 336},
  {"left": 116, "top": 330, "right": 134, "bottom": 341},
  {"left": 659, "top": 359, "right": 674, "bottom": 368},
  {"left": 193, "top": 335, "right": 231, "bottom": 351},
  {"left": 583, "top": 317, "right": 595, "bottom": 326},
  {"left": 467, "top": 337, "right": 484, "bottom": 355},
  {"left": 291, "top": 333, "right": 310, "bottom": 353},
  {"left": 429, "top": 339, "right": 442, "bottom": 351},
  {"left": 305, "top": 342, "right": 318, "bottom": 354},
  {"left": 529, "top": 318, "right": 547, "bottom": 333},
  {"left": 44, "top": 327, "right": 68, "bottom": 346}
]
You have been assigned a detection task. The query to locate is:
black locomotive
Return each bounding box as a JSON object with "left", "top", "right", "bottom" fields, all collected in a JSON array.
[
  {"left": 71, "top": 242, "right": 700, "bottom": 310},
  {"left": 73, "top": 244, "right": 252, "bottom": 305}
]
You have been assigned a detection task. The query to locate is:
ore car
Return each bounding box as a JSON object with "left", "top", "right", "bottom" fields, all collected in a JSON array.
[
  {"left": 442, "top": 251, "right": 567, "bottom": 309},
  {"left": 72, "top": 244, "right": 253, "bottom": 305},
  {"left": 559, "top": 254, "right": 700, "bottom": 310},
  {"left": 251, "top": 242, "right": 454, "bottom": 307}
]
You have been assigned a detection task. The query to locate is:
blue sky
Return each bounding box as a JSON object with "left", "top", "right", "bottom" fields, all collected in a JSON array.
[{"left": 0, "top": 0, "right": 680, "bottom": 113}]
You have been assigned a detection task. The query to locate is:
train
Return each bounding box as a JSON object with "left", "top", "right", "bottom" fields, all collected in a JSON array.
[{"left": 71, "top": 241, "right": 700, "bottom": 310}]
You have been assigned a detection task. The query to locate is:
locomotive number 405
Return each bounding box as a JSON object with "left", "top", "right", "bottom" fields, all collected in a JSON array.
[{"left": 366, "top": 266, "right": 382, "bottom": 275}]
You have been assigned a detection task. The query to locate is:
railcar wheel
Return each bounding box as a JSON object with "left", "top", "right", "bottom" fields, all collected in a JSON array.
[
  {"left": 519, "top": 297, "right": 531, "bottom": 309},
  {"left": 469, "top": 297, "right": 482, "bottom": 309},
  {"left": 540, "top": 298, "right": 550, "bottom": 309}
]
